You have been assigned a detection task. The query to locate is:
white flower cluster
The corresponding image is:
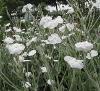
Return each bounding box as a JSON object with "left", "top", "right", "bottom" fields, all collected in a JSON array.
[
  {"left": 4, "top": 27, "right": 26, "bottom": 55},
  {"left": 92, "top": 0, "right": 100, "bottom": 9},
  {"left": 45, "top": 4, "right": 74, "bottom": 13},
  {"left": 47, "top": 79, "right": 54, "bottom": 85},
  {"left": 22, "top": 3, "right": 33, "bottom": 13},
  {"left": 86, "top": 50, "right": 98, "bottom": 59},
  {"left": 5, "top": 27, "right": 22, "bottom": 33},
  {"left": 47, "top": 33, "right": 62, "bottom": 44},
  {"left": 59, "top": 23, "right": 75, "bottom": 32},
  {"left": 13, "top": 27, "right": 22, "bottom": 32},
  {"left": 75, "top": 41, "right": 98, "bottom": 60},
  {"left": 64, "top": 56, "right": 84, "bottom": 69},
  {"left": 6, "top": 43, "right": 25, "bottom": 55},
  {"left": 41, "top": 33, "right": 62, "bottom": 45},
  {"left": 75, "top": 41, "right": 93, "bottom": 52},
  {"left": 40, "top": 16, "right": 63, "bottom": 29},
  {"left": 3, "top": 37, "right": 14, "bottom": 44}
]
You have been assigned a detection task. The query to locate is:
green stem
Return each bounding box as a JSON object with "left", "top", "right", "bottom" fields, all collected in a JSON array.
[{"left": 69, "top": 70, "right": 76, "bottom": 91}]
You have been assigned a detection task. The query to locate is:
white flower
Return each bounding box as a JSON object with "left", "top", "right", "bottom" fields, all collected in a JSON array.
[
  {"left": 59, "top": 23, "right": 74, "bottom": 32},
  {"left": 45, "top": 5, "right": 56, "bottom": 12},
  {"left": 40, "top": 16, "right": 63, "bottom": 29},
  {"left": 45, "top": 4, "right": 74, "bottom": 13},
  {"left": 47, "top": 79, "right": 54, "bottom": 85},
  {"left": 59, "top": 25, "right": 66, "bottom": 32},
  {"left": 92, "top": 0, "right": 100, "bottom": 9},
  {"left": 19, "top": 55, "right": 24, "bottom": 62},
  {"left": 54, "top": 16, "right": 63, "bottom": 24},
  {"left": 43, "top": 20, "right": 58, "bottom": 29},
  {"left": 3, "top": 37, "right": 14, "bottom": 44},
  {"left": 5, "top": 23, "right": 10, "bottom": 27},
  {"left": 28, "top": 50, "right": 36, "bottom": 56},
  {"left": 66, "top": 23, "right": 75, "bottom": 31},
  {"left": 86, "top": 50, "right": 98, "bottom": 59},
  {"left": 86, "top": 53, "right": 91, "bottom": 59},
  {"left": 24, "top": 82, "right": 31, "bottom": 88},
  {"left": 58, "top": 4, "right": 74, "bottom": 13},
  {"left": 44, "top": 16, "right": 63, "bottom": 29},
  {"left": 26, "top": 37, "right": 37, "bottom": 46},
  {"left": 13, "top": 35, "right": 22, "bottom": 41},
  {"left": 75, "top": 41, "right": 93, "bottom": 52},
  {"left": 47, "top": 33, "right": 62, "bottom": 44},
  {"left": 64, "top": 56, "right": 84, "bottom": 69},
  {"left": 25, "top": 72, "right": 32, "bottom": 77},
  {"left": 90, "top": 50, "right": 98, "bottom": 57},
  {"left": 13, "top": 27, "right": 22, "bottom": 32},
  {"left": 67, "top": 7, "right": 74, "bottom": 14},
  {"left": 41, "top": 67, "right": 47, "bottom": 73},
  {"left": 22, "top": 52, "right": 28, "bottom": 57},
  {"left": 40, "top": 16, "right": 52, "bottom": 26},
  {"left": 22, "top": 3, "right": 33, "bottom": 13},
  {"left": 6, "top": 43, "right": 25, "bottom": 54}
]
